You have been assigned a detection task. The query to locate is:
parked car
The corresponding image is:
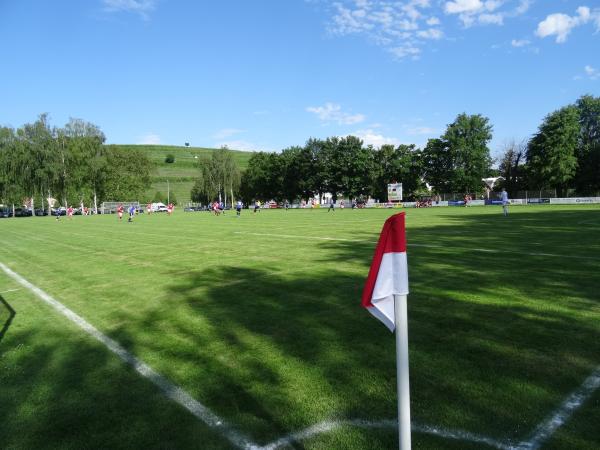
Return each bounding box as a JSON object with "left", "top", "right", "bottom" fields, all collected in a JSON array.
[
  {"left": 51, "top": 207, "right": 66, "bottom": 216},
  {"left": 34, "top": 208, "right": 48, "bottom": 216},
  {"left": 14, "top": 208, "right": 33, "bottom": 217},
  {"left": 0, "top": 207, "right": 11, "bottom": 218}
]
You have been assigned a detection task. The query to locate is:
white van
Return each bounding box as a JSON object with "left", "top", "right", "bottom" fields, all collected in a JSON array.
[{"left": 151, "top": 202, "right": 168, "bottom": 212}]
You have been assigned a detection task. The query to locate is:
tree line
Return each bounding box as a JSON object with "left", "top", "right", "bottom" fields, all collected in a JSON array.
[
  {"left": 0, "top": 114, "right": 154, "bottom": 211},
  {"left": 239, "top": 95, "right": 599, "bottom": 203},
  {"left": 238, "top": 113, "right": 494, "bottom": 203},
  {"left": 500, "top": 94, "right": 600, "bottom": 197}
]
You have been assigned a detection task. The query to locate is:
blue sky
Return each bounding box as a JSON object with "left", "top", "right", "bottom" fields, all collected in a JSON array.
[{"left": 1, "top": 0, "right": 599, "bottom": 159}]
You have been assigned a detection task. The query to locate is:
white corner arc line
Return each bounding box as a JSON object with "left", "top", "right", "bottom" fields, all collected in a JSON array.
[
  {"left": 516, "top": 366, "right": 600, "bottom": 450},
  {"left": 0, "top": 262, "right": 259, "bottom": 450},
  {"left": 259, "top": 419, "right": 513, "bottom": 450}
]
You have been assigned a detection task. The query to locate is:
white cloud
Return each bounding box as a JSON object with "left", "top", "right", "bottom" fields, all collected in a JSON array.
[
  {"left": 535, "top": 6, "right": 593, "bottom": 43},
  {"left": 137, "top": 133, "right": 160, "bottom": 145},
  {"left": 327, "top": 0, "right": 434, "bottom": 59},
  {"left": 479, "top": 13, "right": 503, "bottom": 25},
  {"left": 102, "top": 0, "right": 156, "bottom": 20},
  {"left": 389, "top": 44, "right": 421, "bottom": 59},
  {"left": 351, "top": 129, "right": 401, "bottom": 147},
  {"left": 213, "top": 128, "right": 245, "bottom": 139},
  {"left": 584, "top": 65, "right": 599, "bottom": 80},
  {"left": 444, "top": 0, "right": 528, "bottom": 27},
  {"left": 445, "top": 0, "right": 483, "bottom": 15},
  {"left": 514, "top": 0, "right": 531, "bottom": 15},
  {"left": 511, "top": 38, "right": 530, "bottom": 47},
  {"left": 215, "top": 140, "right": 263, "bottom": 152},
  {"left": 426, "top": 17, "right": 440, "bottom": 25},
  {"left": 417, "top": 28, "right": 444, "bottom": 39},
  {"left": 306, "top": 103, "right": 366, "bottom": 125}
]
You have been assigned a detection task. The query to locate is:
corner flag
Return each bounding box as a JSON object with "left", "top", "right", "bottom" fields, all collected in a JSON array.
[
  {"left": 362, "top": 211, "right": 411, "bottom": 450},
  {"left": 361, "top": 212, "right": 409, "bottom": 332}
]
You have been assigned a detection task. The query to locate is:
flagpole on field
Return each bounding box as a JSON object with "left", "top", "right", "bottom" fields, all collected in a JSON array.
[{"left": 395, "top": 294, "right": 411, "bottom": 450}]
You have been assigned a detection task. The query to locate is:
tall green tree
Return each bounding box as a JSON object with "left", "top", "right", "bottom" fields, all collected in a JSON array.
[
  {"left": 527, "top": 106, "right": 580, "bottom": 195},
  {"left": 103, "top": 145, "right": 154, "bottom": 201},
  {"left": 443, "top": 113, "right": 493, "bottom": 193},
  {"left": 574, "top": 95, "right": 600, "bottom": 194},
  {"left": 422, "top": 114, "right": 492, "bottom": 194},
  {"left": 193, "top": 148, "right": 241, "bottom": 204},
  {"left": 373, "top": 144, "right": 423, "bottom": 201}
]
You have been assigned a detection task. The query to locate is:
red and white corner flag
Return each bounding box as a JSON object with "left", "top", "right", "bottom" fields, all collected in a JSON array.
[
  {"left": 362, "top": 212, "right": 411, "bottom": 449},
  {"left": 361, "top": 212, "right": 409, "bottom": 332}
]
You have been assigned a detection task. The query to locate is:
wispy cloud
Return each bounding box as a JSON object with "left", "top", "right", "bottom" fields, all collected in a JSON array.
[
  {"left": 535, "top": 6, "right": 599, "bottom": 43},
  {"left": 213, "top": 128, "right": 245, "bottom": 139},
  {"left": 403, "top": 125, "right": 438, "bottom": 135},
  {"left": 443, "top": 0, "right": 529, "bottom": 28},
  {"left": 320, "top": 1, "right": 532, "bottom": 60},
  {"left": 306, "top": 102, "right": 366, "bottom": 125},
  {"left": 511, "top": 38, "right": 530, "bottom": 47},
  {"left": 137, "top": 132, "right": 160, "bottom": 145},
  {"left": 580, "top": 65, "right": 600, "bottom": 81},
  {"left": 102, "top": 0, "right": 157, "bottom": 20}
]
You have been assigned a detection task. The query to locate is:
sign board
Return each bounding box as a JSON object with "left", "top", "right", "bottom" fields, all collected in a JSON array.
[
  {"left": 387, "top": 183, "right": 403, "bottom": 202},
  {"left": 549, "top": 197, "right": 600, "bottom": 204}
]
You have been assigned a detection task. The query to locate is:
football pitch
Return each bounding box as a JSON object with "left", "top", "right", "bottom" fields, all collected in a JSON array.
[{"left": 1, "top": 205, "right": 599, "bottom": 450}]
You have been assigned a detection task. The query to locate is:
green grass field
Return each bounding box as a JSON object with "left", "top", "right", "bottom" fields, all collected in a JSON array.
[{"left": 1, "top": 205, "right": 599, "bottom": 449}]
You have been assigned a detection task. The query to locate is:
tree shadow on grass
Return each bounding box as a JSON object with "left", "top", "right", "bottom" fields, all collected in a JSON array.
[
  {"left": 0, "top": 295, "right": 16, "bottom": 344},
  {"left": 132, "top": 240, "right": 599, "bottom": 447},
  {"left": 0, "top": 316, "right": 235, "bottom": 449}
]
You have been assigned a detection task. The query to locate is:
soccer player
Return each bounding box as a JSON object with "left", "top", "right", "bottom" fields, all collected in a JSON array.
[
  {"left": 167, "top": 203, "right": 174, "bottom": 216},
  {"left": 501, "top": 188, "right": 509, "bottom": 216},
  {"left": 67, "top": 205, "right": 74, "bottom": 219},
  {"left": 254, "top": 201, "right": 260, "bottom": 213},
  {"left": 236, "top": 200, "right": 242, "bottom": 216},
  {"left": 128, "top": 204, "right": 135, "bottom": 222},
  {"left": 327, "top": 198, "right": 335, "bottom": 212},
  {"left": 147, "top": 203, "right": 152, "bottom": 215},
  {"left": 117, "top": 204, "right": 124, "bottom": 220}
]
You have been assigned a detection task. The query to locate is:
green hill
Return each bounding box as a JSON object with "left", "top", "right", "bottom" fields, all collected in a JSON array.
[{"left": 113, "top": 145, "right": 254, "bottom": 204}]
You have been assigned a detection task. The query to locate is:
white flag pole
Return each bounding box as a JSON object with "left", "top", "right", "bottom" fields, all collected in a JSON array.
[{"left": 395, "top": 294, "right": 411, "bottom": 450}]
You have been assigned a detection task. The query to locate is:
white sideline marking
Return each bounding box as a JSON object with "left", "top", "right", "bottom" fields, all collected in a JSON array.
[
  {"left": 3, "top": 261, "right": 599, "bottom": 449},
  {"left": 0, "top": 262, "right": 259, "bottom": 450},
  {"left": 233, "top": 232, "right": 600, "bottom": 261},
  {"left": 0, "top": 288, "right": 21, "bottom": 294},
  {"left": 516, "top": 366, "right": 600, "bottom": 450}
]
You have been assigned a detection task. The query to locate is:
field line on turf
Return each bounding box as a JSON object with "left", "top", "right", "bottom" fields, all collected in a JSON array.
[
  {"left": 0, "top": 288, "right": 21, "bottom": 294},
  {"left": 259, "top": 419, "right": 513, "bottom": 450},
  {"left": 0, "top": 262, "right": 259, "bottom": 450},
  {"left": 233, "top": 232, "right": 600, "bottom": 261},
  {"left": 517, "top": 366, "right": 600, "bottom": 450}
]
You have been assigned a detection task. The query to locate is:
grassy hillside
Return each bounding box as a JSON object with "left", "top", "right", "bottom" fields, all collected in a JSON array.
[{"left": 113, "top": 145, "right": 254, "bottom": 204}]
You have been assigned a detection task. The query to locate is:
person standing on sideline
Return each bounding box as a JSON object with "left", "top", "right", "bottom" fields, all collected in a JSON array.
[
  {"left": 328, "top": 198, "right": 335, "bottom": 212},
  {"left": 501, "top": 188, "right": 509, "bottom": 216}
]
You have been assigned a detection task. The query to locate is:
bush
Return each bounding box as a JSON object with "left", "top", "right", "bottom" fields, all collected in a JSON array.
[{"left": 165, "top": 154, "right": 175, "bottom": 163}]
